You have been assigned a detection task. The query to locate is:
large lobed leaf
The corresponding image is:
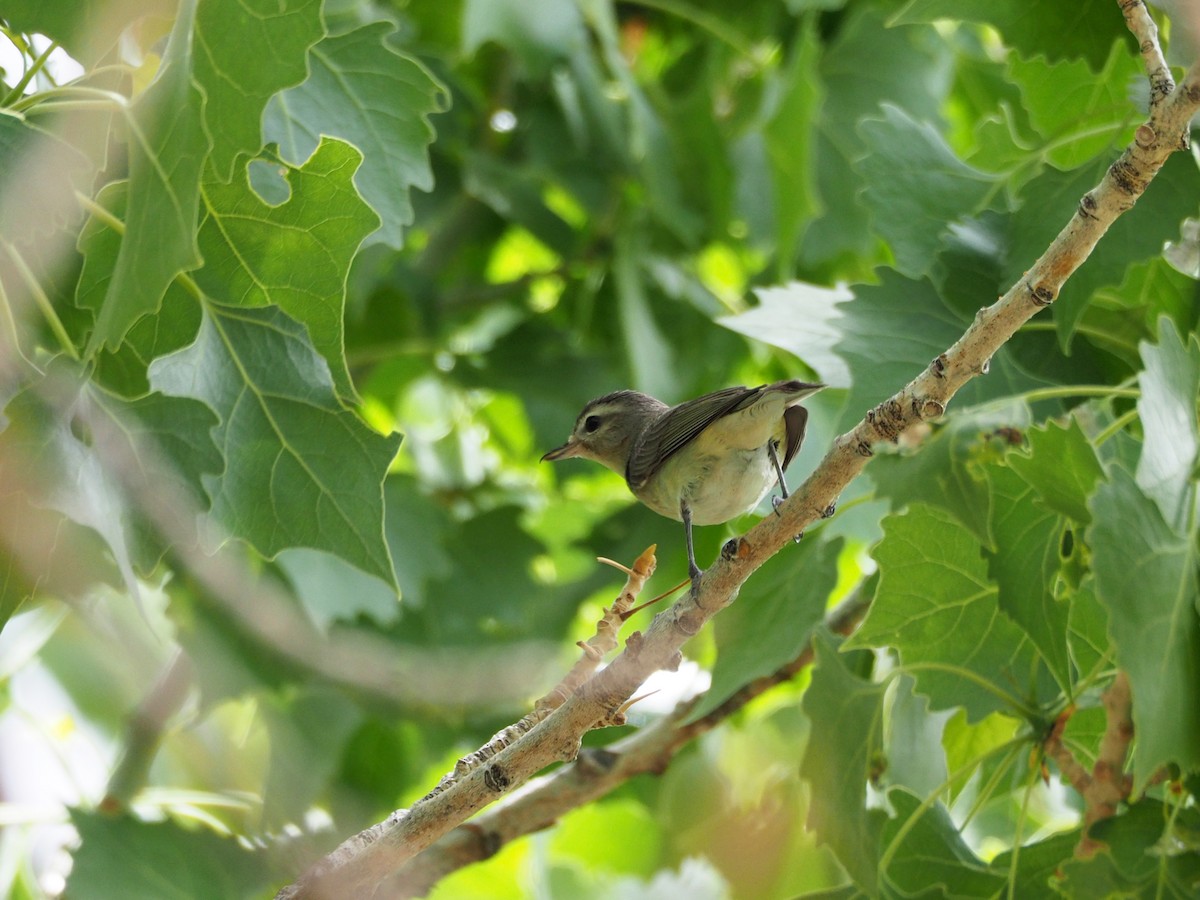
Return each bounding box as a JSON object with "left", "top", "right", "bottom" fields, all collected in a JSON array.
[
  {"left": 149, "top": 304, "right": 401, "bottom": 588},
  {"left": 263, "top": 23, "right": 448, "bottom": 249}
]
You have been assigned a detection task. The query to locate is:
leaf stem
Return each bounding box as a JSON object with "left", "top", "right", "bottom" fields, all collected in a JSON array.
[
  {"left": 1, "top": 37, "right": 60, "bottom": 107},
  {"left": 0, "top": 239, "right": 79, "bottom": 360},
  {"left": 1094, "top": 408, "right": 1139, "bottom": 446},
  {"left": 1005, "top": 754, "right": 1042, "bottom": 900}
]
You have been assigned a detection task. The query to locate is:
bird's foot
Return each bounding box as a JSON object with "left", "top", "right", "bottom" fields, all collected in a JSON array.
[
  {"left": 772, "top": 494, "right": 786, "bottom": 517},
  {"left": 687, "top": 563, "right": 704, "bottom": 599}
]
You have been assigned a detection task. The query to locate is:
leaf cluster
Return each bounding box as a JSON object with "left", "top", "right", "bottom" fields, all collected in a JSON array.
[{"left": 0, "top": 0, "right": 1197, "bottom": 897}]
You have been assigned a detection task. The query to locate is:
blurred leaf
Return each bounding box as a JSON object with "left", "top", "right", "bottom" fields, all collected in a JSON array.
[
  {"left": 67, "top": 810, "right": 268, "bottom": 899},
  {"left": 462, "top": 0, "right": 586, "bottom": 78},
  {"left": 84, "top": 0, "right": 208, "bottom": 354},
  {"left": 802, "top": 5, "right": 953, "bottom": 267},
  {"left": 891, "top": 0, "right": 1131, "bottom": 70},
  {"left": 264, "top": 22, "right": 448, "bottom": 248},
  {"left": 1088, "top": 466, "right": 1200, "bottom": 789},
  {"left": 0, "top": 0, "right": 174, "bottom": 64},
  {"left": 849, "top": 504, "right": 1042, "bottom": 721},
  {"left": 196, "top": 137, "right": 379, "bottom": 400},
  {"left": 800, "top": 630, "right": 886, "bottom": 890},
  {"left": 193, "top": 0, "right": 323, "bottom": 182},
  {"left": 149, "top": 304, "right": 401, "bottom": 587},
  {"left": 384, "top": 475, "right": 453, "bottom": 611},
  {"left": 0, "top": 110, "right": 93, "bottom": 242},
  {"left": 857, "top": 105, "right": 999, "bottom": 278},
  {"left": 691, "top": 536, "right": 842, "bottom": 722}
]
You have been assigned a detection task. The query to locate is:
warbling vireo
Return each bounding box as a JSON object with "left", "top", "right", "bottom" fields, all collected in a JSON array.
[{"left": 542, "top": 379, "right": 824, "bottom": 591}]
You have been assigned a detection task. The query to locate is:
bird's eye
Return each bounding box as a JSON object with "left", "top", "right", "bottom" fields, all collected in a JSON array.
[{"left": 583, "top": 415, "right": 602, "bottom": 433}]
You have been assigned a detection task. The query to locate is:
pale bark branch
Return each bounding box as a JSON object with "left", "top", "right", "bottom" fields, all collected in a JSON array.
[
  {"left": 277, "top": 32, "right": 1200, "bottom": 900},
  {"left": 384, "top": 588, "right": 871, "bottom": 898}
]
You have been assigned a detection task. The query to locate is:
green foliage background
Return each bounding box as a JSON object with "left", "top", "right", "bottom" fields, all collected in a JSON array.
[{"left": 0, "top": 0, "right": 1198, "bottom": 897}]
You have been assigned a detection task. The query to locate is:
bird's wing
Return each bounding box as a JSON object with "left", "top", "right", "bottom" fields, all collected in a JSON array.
[
  {"left": 625, "top": 385, "right": 761, "bottom": 489},
  {"left": 781, "top": 404, "right": 809, "bottom": 470}
]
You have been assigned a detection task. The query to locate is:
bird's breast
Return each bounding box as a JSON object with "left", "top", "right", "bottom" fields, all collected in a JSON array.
[{"left": 634, "top": 441, "right": 778, "bottom": 525}]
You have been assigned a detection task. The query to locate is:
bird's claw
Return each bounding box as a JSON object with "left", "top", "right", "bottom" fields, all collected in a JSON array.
[{"left": 772, "top": 495, "right": 786, "bottom": 517}]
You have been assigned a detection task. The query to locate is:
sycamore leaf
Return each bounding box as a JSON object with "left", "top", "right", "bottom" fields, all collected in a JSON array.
[
  {"left": 1135, "top": 318, "right": 1200, "bottom": 533},
  {"left": 1088, "top": 466, "right": 1200, "bottom": 790},
  {"left": 880, "top": 789, "right": 1005, "bottom": 897},
  {"left": 848, "top": 504, "right": 1044, "bottom": 721},
  {"left": 800, "top": 630, "right": 887, "bottom": 890},
  {"left": 462, "top": 0, "right": 587, "bottom": 78},
  {"left": 195, "top": 137, "right": 379, "bottom": 401},
  {"left": 193, "top": 0, "right": 324, "bottom": 182},
  {"left": 1007, "top": 417, "right": 1105, "bottom": 525},
  {"left": 984, "top": 462, "right": 1072, "bottom": 689},
  {"left": 84, "top": 0, "right": 208, "bottom": 354},
  {"left": 856, "top": 105, "right": 999, "bottom": 278},
  {"left": 148, "top": 304, "right": 401, "bottom": 588},
  {"left": 263, "top": 23, "right": 447, "bottom": 249}
]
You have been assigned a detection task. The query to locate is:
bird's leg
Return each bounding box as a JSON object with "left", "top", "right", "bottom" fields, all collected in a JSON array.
[
  {"left": 768, "top": 440, "right": 790, "bottom": 514},
  {"left": 681, "top": 500, "right": 703, "bottom": 594},
  {"left": 767, "top": 441, "right": 803, "bottom": 544}
]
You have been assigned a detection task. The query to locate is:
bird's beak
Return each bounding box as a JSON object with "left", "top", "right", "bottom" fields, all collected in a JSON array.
[{"left": 541, "top": 439, "right": 581, "bottom": 462}]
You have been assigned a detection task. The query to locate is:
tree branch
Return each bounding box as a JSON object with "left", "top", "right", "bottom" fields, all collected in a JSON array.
[
  {"left": 384, "top": 587, "right": 871, "bottom": 897},
  {"left": 277, "top": 41, "right": 1200, "bottom": 900}
]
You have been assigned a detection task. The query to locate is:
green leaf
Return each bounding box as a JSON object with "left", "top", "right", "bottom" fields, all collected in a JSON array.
[
  {"left": 193, "top": 0, "right": 324, "bottom": 182},
  {"left": 1066, "top": 580, "right": 1109, "bottom": 681},
  {"left": 988, "top": 829, "right": 1079, "bottom": 897},
  {"left": 148, "top": 304, "right": 401, "bottom": 588},
  {"left": 84, "top": 0, "right": 208, "bottom": 354},
  {"left": 78, "top": 182, "right": 202, "bottom": 397},
  {"left": 856, "top": 105, "right": 999, "bottom": 278},
  {"left": 1007, "top": 42, "right": 1141, "bottom": 170},
  {"left": 383, "top": 475, "right": 452, "bottom": 611},
  {"left": 196, "top": 137, "right": 379, "bottom": 400},
  {"left": 690, "top": 536, "right": 842, "bottom": 722},
  {"left": 799, "top": 630, "right": 887, "bottom": 890},
  {"left": 880, "top": 789, "right": 1005, "bottom": 898},
  {"left": 277, "top": 547, "right": 399, "bottom": 629},
  {"left": 1007, "top": 417, "right": 1105, "bottom": 525},
  {"left": 984, "top": 462, "right": 1072, "bottom": 689},
  {"left": 891, "top": 0, "right": 1131, "bottom": 70},
  {"left": 263, "top": 23, "right": 448, "bottom": 249},
  {"left": 884, "top": 676, "right": 952, "bottom": 798},
  {"left": 67, "top": 810, "right": 268, "bottom": 899},
  {"left": 1059, "top": 799, "right": 1200, "bottom": 897},
  {"left": 868, "top": 417, "right": 994, "bottom": 548},
  {"left": 1135, "top": 318, "right": 1200, "bottom": 532},
  {"left": 848, "top": 504, "right": 1042, "bottom": 721},
  {"left": 1088, "top": 466, "right": 1200, "bottom": 790}
]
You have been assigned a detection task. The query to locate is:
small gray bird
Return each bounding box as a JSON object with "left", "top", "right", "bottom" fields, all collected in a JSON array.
[{"left": 542, "top": 380, "right": 825, "bottom": 590}]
